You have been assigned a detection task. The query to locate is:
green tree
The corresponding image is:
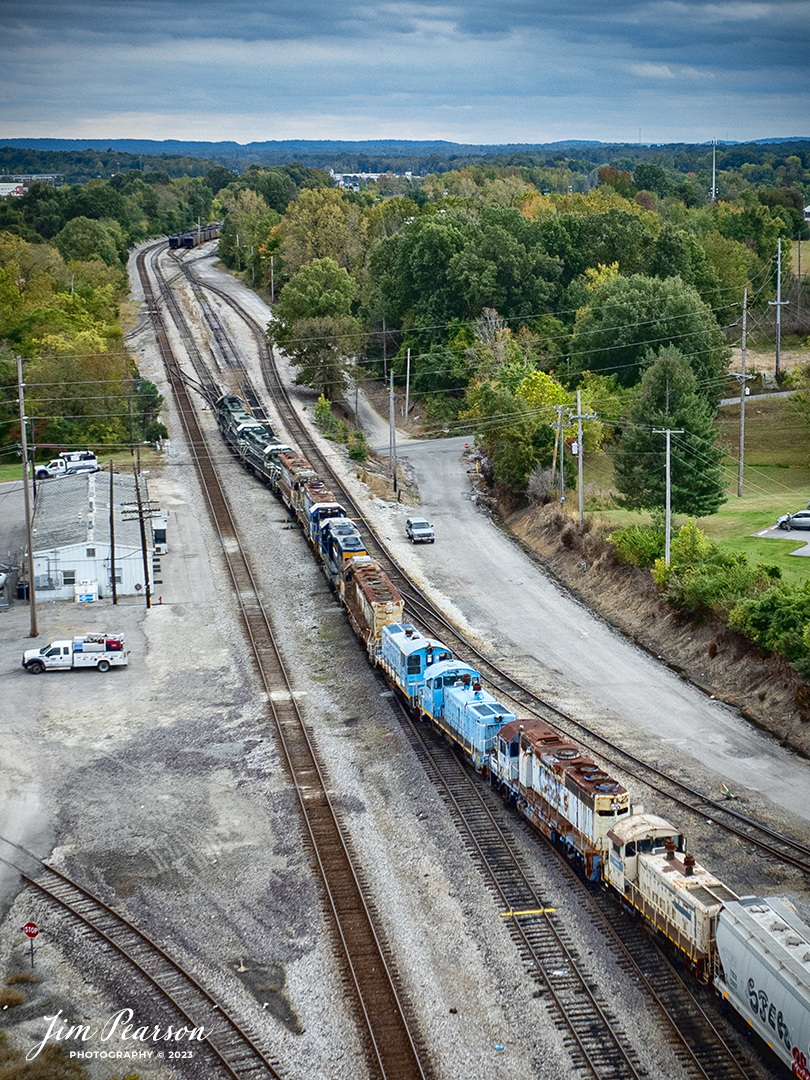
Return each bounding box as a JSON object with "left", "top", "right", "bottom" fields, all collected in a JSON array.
[
  {"left": 269, "top": 258, "right": 365, "bottom": 396},
  {"left": 633, "top": 161, "right": 670, "bottom": 197},
  {"left": 217, "top": 188, "right": 279, "bottom": 282},
  {"left": 53, "top": 216, "right": 123, "bottom": 267},
  {"left": 570, "top": 273, "right": 730, "bottom": 398},
  {"left": 279, "top": 188, "right": 361, "bottom": 276},
  {"left": 612, "top": 348, "right": 727, "bottom": 517}
]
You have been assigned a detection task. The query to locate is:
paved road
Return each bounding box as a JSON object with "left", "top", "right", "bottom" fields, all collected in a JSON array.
[{"left": 389, "top": 436, "right": 810, "bottom": 825}]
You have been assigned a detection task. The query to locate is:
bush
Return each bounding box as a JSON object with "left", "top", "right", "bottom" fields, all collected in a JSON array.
[
  {"left": 527, "top": 465, "right": 558, "bottom": 506},
  {"left": 348, "top": 429, "right": 368, "bottom": 462},
  {"left": 610, "top": 524, "right": 665, "bottom": 568}
]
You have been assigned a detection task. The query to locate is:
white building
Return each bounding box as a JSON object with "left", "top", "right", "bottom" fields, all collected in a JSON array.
[{"left": 31, "top": 472, "right": 154, "bottom": 601}]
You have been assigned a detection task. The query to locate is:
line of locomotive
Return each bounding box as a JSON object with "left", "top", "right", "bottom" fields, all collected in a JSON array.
[{"left": 215, "top": 391, "right": 810, "bottom": 1078}]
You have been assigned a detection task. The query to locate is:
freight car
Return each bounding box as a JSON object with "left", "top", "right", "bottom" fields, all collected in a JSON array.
[
  {"left": 213, "top": 391, "right": 810, "bottom": 1075},
  {"left": 168, "top": 222, "right": 221, "bottom": 250}
]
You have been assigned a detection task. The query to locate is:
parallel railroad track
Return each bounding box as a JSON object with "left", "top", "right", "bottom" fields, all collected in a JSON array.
[
  {"left": 178, "top": 251, "right": 810, "bottom": 881},
  {"left": 398, "top": 716, "right": 758, "bottom": 1080},
  {"left": 0, "top": 839, "right": 282, "bottom": 1080},
  {"left": 172, "top": 251, "right": 778, "bottom": 1079},
  {"left": 138, "top": 241, "right": 431, "bottom": 1080}
]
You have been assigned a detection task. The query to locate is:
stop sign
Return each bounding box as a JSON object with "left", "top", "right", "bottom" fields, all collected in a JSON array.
[{"left": 22, "top": 922, "right": 39, "bottom": 939}]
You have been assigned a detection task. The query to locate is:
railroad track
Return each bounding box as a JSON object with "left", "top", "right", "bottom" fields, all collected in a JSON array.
[
  {"left": 171, "top": 250, "right": 775, "bottom": 1080},
  {"left": 138, "top": 241, "right": 431, "bottom": 1080},
  {"left": 398, "top": 714, "right": 758, "bottom": 1080},
  {"left": 0, "top": 838, "right": 282, "bottom": 1080},
  {"left": 177, "top": 250, "right": 810, "bottom": 880}
]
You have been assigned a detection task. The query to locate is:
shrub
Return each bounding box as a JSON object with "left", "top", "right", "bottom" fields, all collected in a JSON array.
[
  {"left": 527, "top": 465, "right": 558, "bottom": 506},
  {"left": 348, "top": 429, "right": 368, "bottom": 462},
  {"left": 610, "top": 524, "right": 665, "bottom": 568}
]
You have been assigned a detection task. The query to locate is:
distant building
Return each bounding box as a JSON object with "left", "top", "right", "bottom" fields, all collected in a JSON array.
[
  {"left": 0, "top": 183, "right": 25, "bottom": 199},
  {"left": 1, "top": 173, "right": 62, "bottom": 186},
  {"left": 805, "top": 204, "right": 810, "bottom": 223},
  {"left": 31, "top": 472, "right": 159, "bottom": 601}
]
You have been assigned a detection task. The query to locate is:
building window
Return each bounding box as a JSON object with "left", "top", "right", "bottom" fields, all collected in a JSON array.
[
  {"left": 63, "top": 570, "right": 76, "bottom": 586},
  {"left": 86, "top": 547, "right": 95, "bottom": 558},
  {"left": 108, "top": 569, "right": 122, "bottom": 585}
]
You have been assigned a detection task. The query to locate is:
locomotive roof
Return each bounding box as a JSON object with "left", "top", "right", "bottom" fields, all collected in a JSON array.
[
  {"left": 348, "top": 559, "right": 403, "bottom": 606},
  {"left": 499, "top": 718, "right": 627, "bottom": 797},
  {"left": 385, "top": 624, "right": 453, "bottom": 660},
  {"left": 423, "top": 658, "right": 478, "bottom": 680},
  {"left": 607, "top": 813, "right": 680, "bottom": 846},
  {"left": 642, "top": 851, "right": 738, "bottom": 912}
]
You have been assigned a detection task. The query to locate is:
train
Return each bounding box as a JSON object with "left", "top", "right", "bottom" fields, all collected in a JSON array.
[
  {"left": 168, "top": 222, "right": 221, "bottom": 250},
  {"left": 215, "top": 393, "right": 810, "bottom": 1077}
]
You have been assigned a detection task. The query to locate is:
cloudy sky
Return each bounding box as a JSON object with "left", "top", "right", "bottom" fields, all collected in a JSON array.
[{"left": 1, "top": 0, "right": 808, "bottom": 145}]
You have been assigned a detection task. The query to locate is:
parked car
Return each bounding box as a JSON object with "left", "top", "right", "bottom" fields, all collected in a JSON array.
[
  {"left": 405, "top": 516, "right": 435, "bottom": 543},
  {"left": 777, "top": 510, "right": 810, "bottom": 530}
]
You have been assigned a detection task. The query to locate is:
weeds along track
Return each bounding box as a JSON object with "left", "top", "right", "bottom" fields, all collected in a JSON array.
[
  {"left": 0, "top": 839, "right": 282, "bottom": 1080},
  {"left": 138, "top": 242, "right": 431, "bottom": 1080},
  {"left": 178, "top": 253, "right": 810, "bottom": 882}
]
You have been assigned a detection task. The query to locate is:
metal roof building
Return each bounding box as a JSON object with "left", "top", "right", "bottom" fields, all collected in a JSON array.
[{"left": 31, "top": 472, "right": 151, "bottom": 601}]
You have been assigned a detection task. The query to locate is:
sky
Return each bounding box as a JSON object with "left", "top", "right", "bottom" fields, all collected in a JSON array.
[{"left": 1, "top": 0, "right": 808, "bottom": 146}]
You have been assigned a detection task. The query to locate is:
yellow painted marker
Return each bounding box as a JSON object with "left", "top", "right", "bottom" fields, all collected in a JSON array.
[{"left": 499, "top": 908, "right": 556, "bottom": 918}]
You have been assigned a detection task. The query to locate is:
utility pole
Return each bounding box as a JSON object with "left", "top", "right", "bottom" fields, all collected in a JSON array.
[
  {"left": 730, "top": 288, "right": 754, "bottom": 497},
  {"left": 770, "top": 237, "right": 789, "bottom": 378},
  {"left": 382, "top": 318, "right": 388, "bottom": 380},
  {"left": 404, "top": 347, "right": 411, "bottom": 419},
  {"left": 798, "top": 234, "right": 802, "bottom": 326},
  {"left": 122, "top": 468, "right": 160, "bottom": 610},
  {"left": 710, "top": 139, "right": 718, "bottom": 204},
  {"left": 389, "top": 372, "right": 397, "bottom": 493},
  {"left": 570, "top": 390, "right": 597, "bottom": 527},
  {"left": 109, "top": 462, "right": 117, "bottom": 605},
  {"left": 557, "top": 405, "right": 566, "bottom": 505},
  {"left": 17, "top": 354, "right": 38, "bottom": 637},
  {"left": 653, "top": 428, "right": 684, "bottom": 565}
]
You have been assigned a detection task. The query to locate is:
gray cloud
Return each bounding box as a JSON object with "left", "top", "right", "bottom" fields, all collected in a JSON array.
[{"left": 0, "top": 0, "right": 807, "bottom": 142}]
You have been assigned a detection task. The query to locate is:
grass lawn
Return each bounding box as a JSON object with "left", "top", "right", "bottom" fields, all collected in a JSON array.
[
  {"left": 0, "top": 450, "right": 163, "bottom": 486},
  {"left": 582, "top": 394, "right": 810, "bottom": 585}
]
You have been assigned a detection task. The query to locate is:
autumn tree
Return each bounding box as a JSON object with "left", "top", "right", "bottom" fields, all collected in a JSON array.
[{"left": 278, "top": 188, "right": 362, "bottom": 277}]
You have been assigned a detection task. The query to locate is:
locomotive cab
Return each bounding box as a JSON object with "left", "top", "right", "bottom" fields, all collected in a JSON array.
[
  {"left": 419, "top": 659, "right": 481, "bottom": 720},
  {"left": 380, "top": 624, "right": 452, "bottom": 707}
]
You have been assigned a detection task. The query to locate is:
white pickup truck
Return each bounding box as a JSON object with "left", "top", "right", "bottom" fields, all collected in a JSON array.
[
  {"left": 35, "top": 452, "right": 99, "bottom": 480},
  {"left": 22, "top": 634, "right": 128, "bottom": 674}
]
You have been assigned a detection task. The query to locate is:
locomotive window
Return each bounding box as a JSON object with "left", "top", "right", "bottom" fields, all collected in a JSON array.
[
  {"left": 407, "top": 656, "right": 422, "bottom": 674},
  {"left": 510, "top": 740, "right": 519, "bottom": 757},
  {"left": 636, "top": 838, "right": 654, "bottom": 853},
  {"left": 438, "top": 652, "right": 452, "bottom": 662},
  {"left": 625, "top": 842, "right": 636, "bottom": 857},
  {"left": 432, "top": 677, "right": 443, "bottom": 688},
  {"left": 612, "top": 841, "right": 621, "bottom": 854}
]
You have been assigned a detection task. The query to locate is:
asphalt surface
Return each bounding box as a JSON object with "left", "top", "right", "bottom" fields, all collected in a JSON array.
[{"left": 386, "top": 435, "right": 810, "bottom": 826}]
